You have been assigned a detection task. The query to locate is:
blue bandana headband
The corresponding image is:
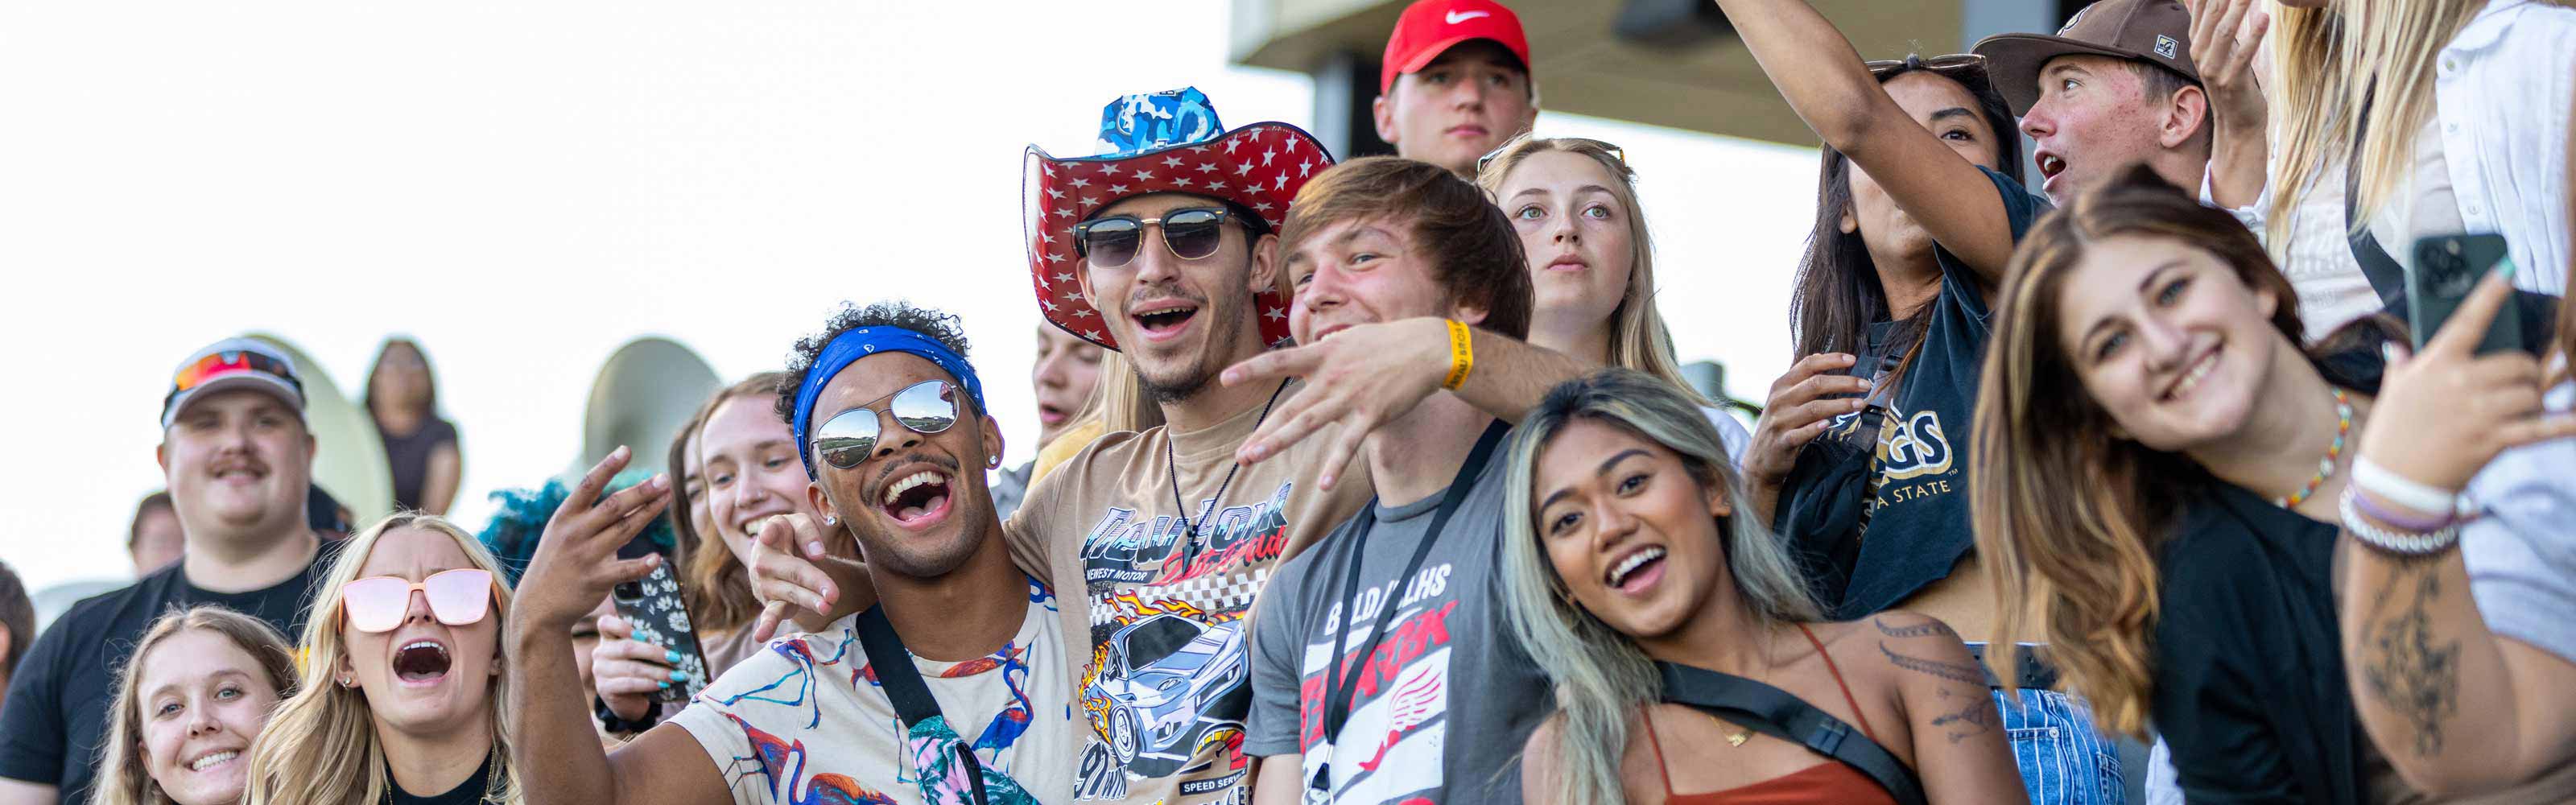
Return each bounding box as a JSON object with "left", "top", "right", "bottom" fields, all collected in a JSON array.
[{"left": 789, "top": 326, "right": 987, "bottom": 480}]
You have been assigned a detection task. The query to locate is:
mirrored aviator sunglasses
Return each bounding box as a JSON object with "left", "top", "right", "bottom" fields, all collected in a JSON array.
[
  {"left": 340, "top": 568, "right": 496, "bottom": 634},
  {"left": 1070, "top": 207, "right": 1233, "bottom": 268},
  {"left": 811, "top": 380, "right": 961, "bottom": 470}
]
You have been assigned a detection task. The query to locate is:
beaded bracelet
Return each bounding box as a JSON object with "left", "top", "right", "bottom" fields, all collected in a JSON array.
[{"left": 2339, "top": 487, "right": 2463, "bottom": 556}]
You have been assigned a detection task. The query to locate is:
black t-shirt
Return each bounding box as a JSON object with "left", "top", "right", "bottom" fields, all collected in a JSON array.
[
  {"left": 2149, "top": 479, "right": 2363, "bottom": 803},
  {"left": 389, "top": 752, "right": 501, "bottom": 805},
  {"left": 381, "top": 417, "right": 459, "bottom": 513},
  {"left": 1775, "top": 166, "right": 2050, "bottom": 618},
  {"left": 0, "top": 542, "right": 332, "bottom": 803}
]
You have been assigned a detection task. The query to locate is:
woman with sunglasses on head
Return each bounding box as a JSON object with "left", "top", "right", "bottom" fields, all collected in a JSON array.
[
  {"left": 1476, "top": 136, "right": 1756, "bottom": 457},
  {"left": 1707, "top": 0, "right": 2123, "bottom": 801},
  {"left": 242, "top": 514, "right": 522, "bottom": 805},
  {"left": 1971, "top": 166, "right": 2576, "bottom": 803},
  {"left": 588, "top": 374, "right": 824, "bottom": 734},
  {"left": 94, "top": 606, "right": 297, "bottom": 805},
  {"left": 1501, "top": 369, "right": 2025, "bottom": 805}
]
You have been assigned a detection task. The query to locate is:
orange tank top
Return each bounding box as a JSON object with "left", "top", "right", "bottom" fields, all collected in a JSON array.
[{"left": 1641, "top": 624, "right": 1902, "bottom": 805}]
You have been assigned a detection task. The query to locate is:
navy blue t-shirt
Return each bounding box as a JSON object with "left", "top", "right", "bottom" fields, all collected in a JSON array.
[
  {"left": 1775, "top": 166, "right": 2049, "bottom": 619},
  {"left": 0, "top": 545, "right": 330, "bottom": 804}
]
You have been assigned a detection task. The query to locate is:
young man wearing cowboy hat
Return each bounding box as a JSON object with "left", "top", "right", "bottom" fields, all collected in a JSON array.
[{"left": 749, "top": 89, "right": 1594, "bottom": 804}]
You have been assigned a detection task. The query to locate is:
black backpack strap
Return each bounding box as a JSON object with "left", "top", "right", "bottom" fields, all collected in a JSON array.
[
  {"left": 2343, "top": 86, "right": 2409, "bottom": 308},
  {"left": 856, "top": 605, "right": 990, "bottom": 805},
  {"left": 1657, "top": 661, "right": 1929, "bottom": 805}
]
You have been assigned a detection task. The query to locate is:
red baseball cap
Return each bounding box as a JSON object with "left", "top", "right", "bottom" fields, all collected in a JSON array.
[{"left": 1381, "top": 0, "right": 1531, "bottom": 95}]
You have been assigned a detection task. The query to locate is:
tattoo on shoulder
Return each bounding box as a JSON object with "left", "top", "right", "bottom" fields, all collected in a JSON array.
[
  {"left": 2362, "top": 564, "right": 2461, "bottom": 758},
  {"left": 1872, "top": 617, "right": 1960, "bottom": 641},
  {"left": 1880, "top": 642, "right": 1984, "bottom": 687},
  {"left": 1930, "top": 695, "right": 1999, "bottom": 745}
]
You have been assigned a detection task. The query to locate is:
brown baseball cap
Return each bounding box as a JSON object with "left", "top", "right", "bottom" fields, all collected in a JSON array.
[{"left": 1971, "top": 0, "right": 2201, "bottom": 116}]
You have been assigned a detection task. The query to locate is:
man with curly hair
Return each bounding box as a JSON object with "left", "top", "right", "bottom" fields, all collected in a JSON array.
[{"left": 507, "top": 300, "right": 1078, "bottom": 805}]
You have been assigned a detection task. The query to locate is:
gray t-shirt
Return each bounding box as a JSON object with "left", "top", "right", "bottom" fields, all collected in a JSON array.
[{"left": 1245, "top": 434, "right": 1551, "bottom": 804}]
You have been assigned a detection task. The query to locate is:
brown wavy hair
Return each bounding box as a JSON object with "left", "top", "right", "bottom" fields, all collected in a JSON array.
[
  {"left": 683, "top": 372, "right": 786, "bottom": 635},
  {"left": 1281, "top": 155, "right": 1534, "bottom": 339},
  {"left": 1970, "top": 165, "right": 2310, "bottom": 737}
]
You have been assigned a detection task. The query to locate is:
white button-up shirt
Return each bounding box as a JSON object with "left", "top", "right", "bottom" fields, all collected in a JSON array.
[{"left": 2210, "top": 0, "right": 2574, "bottom": 332}]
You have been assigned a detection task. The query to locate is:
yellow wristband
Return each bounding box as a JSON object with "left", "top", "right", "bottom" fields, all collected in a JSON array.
[{"left": 1441, "top": 319, "right": 1474, "bottom": 390}]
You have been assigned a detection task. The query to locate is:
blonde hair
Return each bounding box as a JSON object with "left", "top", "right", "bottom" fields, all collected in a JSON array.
[
  {"left": 242, "top": 514, "right": 523, "bottom": 805},
  {"left": 2266, "top": 0, "right": 2571, "bottom": 251},
  {"left": 97, "top": 606, "right": 298, "bottom": 805},
  {"left": 1499, "top": 369, "right": 1823, "bottom": 804},
  {"left": 1476, "top": 136, "right": 1711, "bottom": 406},
  {"left": 1070, "top": 352, "right": 1165, "bottom": 436}
]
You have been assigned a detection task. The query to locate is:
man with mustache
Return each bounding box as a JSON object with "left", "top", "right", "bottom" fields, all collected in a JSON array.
[{"left": 0, "top": 339, "right": 334, "bottom": 805}]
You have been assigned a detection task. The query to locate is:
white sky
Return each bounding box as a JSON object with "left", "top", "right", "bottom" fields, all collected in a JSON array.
[{"left": 0, "top": 0, "right": 1820, "bottom": 600}]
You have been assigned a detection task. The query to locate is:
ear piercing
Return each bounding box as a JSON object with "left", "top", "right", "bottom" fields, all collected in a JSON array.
[{"left": 823, "top": 514, "right": 837, "bottom": 526}]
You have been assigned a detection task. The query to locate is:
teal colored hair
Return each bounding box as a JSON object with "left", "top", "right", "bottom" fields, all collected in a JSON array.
[{"left": 476, "top": 471, "right": 675, "bottom": 585}]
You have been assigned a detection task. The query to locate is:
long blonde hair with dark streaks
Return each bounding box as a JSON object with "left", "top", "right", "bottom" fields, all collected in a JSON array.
[{"left": 1501, "top": 369, "right": 1823, "bottom": 803}]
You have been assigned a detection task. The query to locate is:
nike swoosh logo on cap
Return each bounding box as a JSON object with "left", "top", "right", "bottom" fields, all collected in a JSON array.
[{"left": 1447, "top": 10, "right": 1490, "bottom": 23}]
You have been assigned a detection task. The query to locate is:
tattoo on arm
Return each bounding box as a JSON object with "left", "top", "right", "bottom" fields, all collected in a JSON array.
[
  {"left": 1880, "top": 642, "right": 1985, "bottom": 687},
  {"left": 1872, "top": 617, "right": 1960, "bottom": 640},
  {"left": 1930, "top": 696, "right": 2000, "bottom": 745},
  {"left": 2360, "top": 562, "right": 2461, "bottom": 757}
]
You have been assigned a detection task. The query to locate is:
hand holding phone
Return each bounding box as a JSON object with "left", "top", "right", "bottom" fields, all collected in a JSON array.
[
  {"left": 2363, "top": 266, "right": 2576, "bottom": 493},
  {"left": 2409, "top": 233, "right": 2524, "bottom": 354},
  {"left": 609, "top": 560, "right": 711, "bottom": 706}
]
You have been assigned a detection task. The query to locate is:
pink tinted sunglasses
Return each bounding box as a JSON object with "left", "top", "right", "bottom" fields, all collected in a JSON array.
[{"left": 339, "top": 568, "right": 496, "bottom": 634}]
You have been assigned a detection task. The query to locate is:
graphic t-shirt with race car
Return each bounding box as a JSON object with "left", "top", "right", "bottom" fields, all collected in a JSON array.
[{"left": 1005, "top": 381, "right": 1374, "bottom": 804}]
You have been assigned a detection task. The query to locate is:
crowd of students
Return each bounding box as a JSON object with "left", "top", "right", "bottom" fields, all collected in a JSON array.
[{"left": 2, "top": 0, "right": 2574, "bottom": 803}]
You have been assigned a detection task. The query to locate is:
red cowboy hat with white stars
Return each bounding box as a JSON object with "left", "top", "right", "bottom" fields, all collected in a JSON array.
[{"left": 1022, "top": 87, "right": 1336, "bottom": 351}]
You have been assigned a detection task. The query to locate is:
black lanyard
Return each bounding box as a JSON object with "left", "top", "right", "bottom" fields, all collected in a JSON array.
[
  {"left": 1309, "top": 419, "right": 1507, "bottom": 795},
  {"left": 855, "top": 605, "right": 991, "bottom": 805}
]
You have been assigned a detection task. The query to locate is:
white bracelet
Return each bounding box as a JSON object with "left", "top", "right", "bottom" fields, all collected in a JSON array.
[
  {"left": 2339, "top": 487, "right": 2463, "bottom": 555},
  {"left": 2350, "top": 456, "right": 2463, "bottom": 515}
]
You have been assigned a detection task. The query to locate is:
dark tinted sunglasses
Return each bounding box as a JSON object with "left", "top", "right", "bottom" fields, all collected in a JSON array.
[
  {"left": 1865, "top": 53, "right": 1986, "bottom": 79},
  {"left": 1071, "top": 207, "right": 1238, "bottom": 268},
  {"left": 809, "top": 381, "right": 960, "bottom": 470}
]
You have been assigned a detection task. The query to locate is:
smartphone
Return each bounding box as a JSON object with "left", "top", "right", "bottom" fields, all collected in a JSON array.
[
  {"left": 613, "top": 560, "right": 711, "bottom": 704},
  {"left": 2409, "top": 233, "right": 2523, "bottom": 354}
]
